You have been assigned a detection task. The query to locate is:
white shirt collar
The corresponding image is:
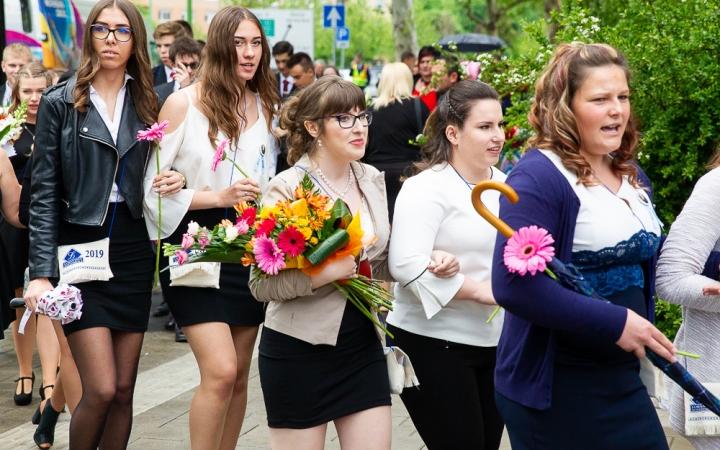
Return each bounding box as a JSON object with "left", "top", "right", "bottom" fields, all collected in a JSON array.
[
  {"left": 2, "top": 82, "right": 12, "bottom": 106},
  {"left": 164, "top": 65, "right": 174, "bottom": 83},
  {"left": 88, "top": 73, "right": 133, "bottom": 144}
]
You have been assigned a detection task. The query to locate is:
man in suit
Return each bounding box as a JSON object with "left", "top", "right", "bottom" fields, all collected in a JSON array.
[
  {"left": 272, "top": 41, "right": 295, "bottom": 99},
  {"left": 155, "top": 37, "right": 202, "bottom": 106},
  {"left": 151, "top": 21, "right": 187, "bottom": 87},
  {"left": 1, "top": 44, "right": 32, "bottom": 106},
  {"left": 287, "top": 52, "right": 316, "bottom": 91}
]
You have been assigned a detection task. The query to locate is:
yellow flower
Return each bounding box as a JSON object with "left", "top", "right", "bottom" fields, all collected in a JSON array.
[
  {"left": 260, "top": 206, "right": 275, "bottom": 220},
  {"left": 298, "top": 227, "right": 313, "bottom": 240},
  {"left": 310, "top": 237, "right": 318, "bottom": 245},
  {"left": 291, "top": 198, "right": 310, "bottom": 217},
  {"left": 220, "top": 219, "right": 233, "bottom": 227}
]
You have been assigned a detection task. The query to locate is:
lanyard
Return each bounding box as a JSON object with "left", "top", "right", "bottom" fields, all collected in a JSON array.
[
  {"left": 294, "top": 166, "right": 335, "bottom": 200},
  {"left": 223, "top": 98, "right": 248, "bottom": 219},
  {"left": 594, "top": 175, "right": 663, "bottom": 234},
  {"left": 107, "top": 155, "right": 128, "bottom": 238}
]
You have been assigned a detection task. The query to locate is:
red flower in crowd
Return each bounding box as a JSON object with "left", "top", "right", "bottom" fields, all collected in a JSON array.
[
  {"left": 277, "top": 226, "right": 306, "bottom": 257},
  {"left": 256, "top": 218, "right": 277, "bottom": 237}
]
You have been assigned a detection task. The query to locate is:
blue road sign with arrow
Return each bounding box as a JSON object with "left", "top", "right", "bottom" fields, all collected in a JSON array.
[{"left": 323, "top": 5, "right": 345, "bottom": 28}]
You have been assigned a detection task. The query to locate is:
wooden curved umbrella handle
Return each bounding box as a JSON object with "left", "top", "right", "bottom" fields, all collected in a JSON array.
[{"left": 471, "top": 180, "right": 519, "bottom": 239}]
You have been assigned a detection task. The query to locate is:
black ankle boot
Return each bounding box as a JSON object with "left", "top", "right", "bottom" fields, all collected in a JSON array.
[{"left": 34, "top": 398, "right": 60, "bottom": 448}]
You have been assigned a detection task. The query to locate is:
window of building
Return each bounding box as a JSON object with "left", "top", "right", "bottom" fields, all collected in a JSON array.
[
  {"left": 205, "top": 11, "right": 216, "bottom": 24},
  {"left": 158, "top": 9, "right": 171, "bottom": 22}
]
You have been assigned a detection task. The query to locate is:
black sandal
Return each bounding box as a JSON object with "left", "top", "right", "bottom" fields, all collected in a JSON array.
[
  {"left": 34, "top": 398, "right": 61, "bottom": 449},
  {"left": 39, "top": 384, "right": 53, "bottom": 401},
  {"left": 14, "top": 372, "right": 35, "bottom": 406},
  {"left": 32, "top": 386, "right": 54, "bottom": 425}
]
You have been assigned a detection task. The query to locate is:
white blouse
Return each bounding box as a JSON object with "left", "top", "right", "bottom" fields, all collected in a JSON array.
[
  {"left": 143, "top": 89, "right": 278, "bottom": 238},
  {"left": 89, "top": 73, "right": 132, "bottom": 203},
  {"left": 387, "top": 163, "right": 507, "bottom": 347}
]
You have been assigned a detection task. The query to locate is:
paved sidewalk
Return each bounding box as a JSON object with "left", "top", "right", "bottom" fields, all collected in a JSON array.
[{"left": 0, "top": 293, "right": 695, "bottom": 449}]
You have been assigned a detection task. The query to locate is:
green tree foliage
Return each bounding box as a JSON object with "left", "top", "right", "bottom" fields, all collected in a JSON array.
[{"left": 601, "top": 0, "right": 720, "bottom": 226}]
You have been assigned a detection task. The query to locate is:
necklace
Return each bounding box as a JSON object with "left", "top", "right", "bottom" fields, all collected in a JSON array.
[
  {"left": 317, "top": 167, "right": 354, "bottom": 198},
  {"left": 449, "top": 163, "right": 492, "bottom": 189}
]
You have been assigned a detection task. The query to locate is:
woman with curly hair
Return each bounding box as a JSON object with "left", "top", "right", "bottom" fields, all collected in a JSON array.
[{"left": 491, "top": 42, "right": 675, "bottom": 449}]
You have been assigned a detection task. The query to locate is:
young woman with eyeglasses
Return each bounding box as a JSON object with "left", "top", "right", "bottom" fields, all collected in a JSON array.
[
  {"left": 250, "top": 76, "right": 458, "bottom": 449},
  {"left": 24, "top": 1, "right": 184, "bottom": 448}
]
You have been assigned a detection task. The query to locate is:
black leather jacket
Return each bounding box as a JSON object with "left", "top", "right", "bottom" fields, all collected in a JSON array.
[{"left": 28, "top": 77, "right": 151, "bottom": 279}]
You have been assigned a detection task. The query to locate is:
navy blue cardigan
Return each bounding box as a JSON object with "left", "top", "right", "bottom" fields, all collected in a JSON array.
[{"left": 492, "top": 149, "right": 658, "bottom": 410}]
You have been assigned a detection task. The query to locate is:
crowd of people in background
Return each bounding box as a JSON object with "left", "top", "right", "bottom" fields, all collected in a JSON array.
[{"left": 4, "top": 2, "right": 720, "bottom": 450}]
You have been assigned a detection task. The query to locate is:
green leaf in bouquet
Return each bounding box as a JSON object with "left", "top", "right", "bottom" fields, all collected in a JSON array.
[
  {"left": 330, "top": 200, "right": 353, "bottom": 229},
  {"left": 305, "top": 228, "right": 350, "bottom": 266}
]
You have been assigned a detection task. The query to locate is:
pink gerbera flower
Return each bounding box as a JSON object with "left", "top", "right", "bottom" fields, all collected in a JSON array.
[
  {"left": 254, "top": 236, "right": 286, "bottom": 275},
  {"left": 137, "top": 120, "right": 169, "bottom": 142},
  {"left": 277, "top": 226, "right": 306, "bottom": 258},
  {"left": 212, "top": 138, "right": 230, "bottom": 172},
  {"left": 503, "top": 225, "right": 555, "bottom": 276}
]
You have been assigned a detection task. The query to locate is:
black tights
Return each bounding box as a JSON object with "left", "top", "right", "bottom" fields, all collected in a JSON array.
[
  {"left": 67, "top": 328, "right": 144, "bottom": 450},
  {"left": 388, "top": 325, "right": 504, "bottom": 450}
]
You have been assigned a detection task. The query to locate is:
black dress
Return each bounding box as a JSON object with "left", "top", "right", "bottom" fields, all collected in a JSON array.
[
  {"left": 59, "top": 201, "right": 154, "bottom": 336},
  {"left": 0, "top": 124, "right": 33, "bottom": 290},
  {"left": 365, "top": 98, "right": 430, "bottom": 220},
  {"left": 0, "top": 189, "right": 17, "bottom": 336},
  {"left": 163, "top": 207, "right": 264, "bottom": 328},
  {"left": 258, "top": 301, "right": 391, "bottom": 429}
]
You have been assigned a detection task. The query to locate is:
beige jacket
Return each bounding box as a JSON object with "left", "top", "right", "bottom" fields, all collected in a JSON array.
[{"left": 249, "top": 154, "right": 391, "bottom": 345}]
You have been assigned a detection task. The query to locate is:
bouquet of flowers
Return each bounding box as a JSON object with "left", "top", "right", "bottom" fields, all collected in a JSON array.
[
  {"left": 0, "top": 100, "right": 28, "bottom": 151},
  {"left": 162, "top": 209, "right": 256, "bottom": 266},
  {"left": 250, "top": 174, "right": 394, "bottom": 335},
  {"left": 164, "top": 174, "right": 395, "bottom": 336}
]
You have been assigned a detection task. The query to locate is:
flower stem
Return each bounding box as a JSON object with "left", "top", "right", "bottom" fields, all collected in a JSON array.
[
  {"left": 676, "top": 350, "right": 701, "bottom": 359},
  {"left": 229, "top": 159, "right": 262, "bottom": 204},
  {"left": 155, "top": 144, "right": 162, "bottom": 287},
  {"left": 486, "top": 306, "right": 501, "bottom": 324}
]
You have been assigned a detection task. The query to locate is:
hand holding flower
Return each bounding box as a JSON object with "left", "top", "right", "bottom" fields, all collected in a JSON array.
[
  {"left": 428, "top": 250, "right": 460, "bottom": 278},
  {"left": 152, "top": 170, "right": 185, "bottom": 198},
  {"left": 310, "top": 255, "right": 357, "bottom": 290},
  {"left": 221, "top": 178, "right": 262, "bottom": 207}
]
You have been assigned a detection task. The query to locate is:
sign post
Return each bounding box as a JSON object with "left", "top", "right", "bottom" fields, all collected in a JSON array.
[
  {"left": 337, "top": 27, "right": 350, "bottom": 69},
  {"left": 323, "top": 5, "right": 345, "bottom": 66}
]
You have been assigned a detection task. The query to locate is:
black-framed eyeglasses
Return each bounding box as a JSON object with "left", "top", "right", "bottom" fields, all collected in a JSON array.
[
  {"left": 91, "top": 24, "right": 132, "bottom": 42},
  {"left": 318, "top": 112, "right": 373, "bottom": 129}
]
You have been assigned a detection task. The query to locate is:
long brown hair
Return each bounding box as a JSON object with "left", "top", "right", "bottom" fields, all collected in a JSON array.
[
  {"left": 412, "top": 79, "right": 500, "bottom": 176},
  {"left": 528, "top": 42, "right": 639, "bottom": 186},
  {"left": 10, "top": 62, "right": 52, "bottom": 114},
  {"left": 72, "top": 0, "right": 157, "bottom": 125},
  {"left": 197, "top": 6, "right": 280, "bottom": 149},
  {"left": 279, "top": 76, "right": 366, "bottom": 166}
]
